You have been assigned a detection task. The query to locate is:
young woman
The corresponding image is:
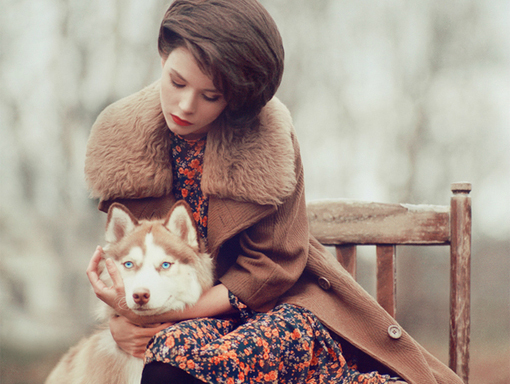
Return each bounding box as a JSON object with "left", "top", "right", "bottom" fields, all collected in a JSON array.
[{"left": 85, "top": 1, "right": 463, "bottom": 383}]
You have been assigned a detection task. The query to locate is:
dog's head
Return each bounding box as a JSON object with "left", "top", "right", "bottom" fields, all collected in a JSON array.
[{"left": 102, "top": 201, "right": 213, "bottom": 315}]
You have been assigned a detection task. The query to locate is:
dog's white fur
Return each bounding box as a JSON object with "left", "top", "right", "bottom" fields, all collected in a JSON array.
[{"left": 45, "top": 201, "right": 213, "bottom": 384}]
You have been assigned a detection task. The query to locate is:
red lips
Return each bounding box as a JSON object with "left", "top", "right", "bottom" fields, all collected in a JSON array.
[{"left": 171, "top": 114, "right": 192, "bottom": 126}]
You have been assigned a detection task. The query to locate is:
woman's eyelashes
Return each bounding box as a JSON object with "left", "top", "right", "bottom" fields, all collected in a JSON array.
[
  {"left": 202, "top": 94, "right": 221, "bottom": 102},
  {"left": 170, "top": 78, "right": 222, "bottom": 103},
  {"left": 171, "top": 79, "right": 185, "bottom": 88}
]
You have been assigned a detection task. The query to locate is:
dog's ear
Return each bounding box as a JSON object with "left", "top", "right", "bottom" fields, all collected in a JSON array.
[
  {"left": 164, "top": 201, "right": 199, "bottom": 250},
  {"left": 105, "top": 203, "right": 139, "bottom": 243}
]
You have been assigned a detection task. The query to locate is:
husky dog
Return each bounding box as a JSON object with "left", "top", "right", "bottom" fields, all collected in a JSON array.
[{"left": 45, "top": 201, "right": 214, "bottom": 384}]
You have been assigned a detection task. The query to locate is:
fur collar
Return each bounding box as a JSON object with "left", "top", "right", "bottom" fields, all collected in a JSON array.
[{"left": 85, "top": 81, "right": 296, "bottom": 206}]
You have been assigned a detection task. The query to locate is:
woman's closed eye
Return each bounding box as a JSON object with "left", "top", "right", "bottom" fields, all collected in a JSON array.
[
  {"left": 171, "top": 80, "right": 221, "bottom": 102},
  {"left": 172, "top": 80, "right": 185, "bottom": 88},
  {"left": 202, "top": 94, "right": 221, "bottom": 102}
]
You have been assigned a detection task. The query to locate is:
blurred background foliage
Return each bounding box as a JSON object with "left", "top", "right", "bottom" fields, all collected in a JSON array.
[{"left": 1, "top": 0, "right": 509, "bottom": 383}]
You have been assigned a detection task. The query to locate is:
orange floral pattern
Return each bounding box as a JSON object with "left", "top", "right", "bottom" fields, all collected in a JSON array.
[
  {"left": 171, "top": 133, "right": 208, "bottom": 240},
  {"left": 145, "top": 294, "right": 396, "bottom": 383}
]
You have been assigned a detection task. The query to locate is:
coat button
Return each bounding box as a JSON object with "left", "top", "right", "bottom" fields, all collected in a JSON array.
[
  {"left": 388, "top": 325, "right": 402, "bottom": 339},
  {"left": 318, "top": 276, "right": 331, "bottom": 290}
]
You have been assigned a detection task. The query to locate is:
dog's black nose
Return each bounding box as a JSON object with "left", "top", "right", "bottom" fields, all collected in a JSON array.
[{"left": 133, "top": 288, "right": 151, "bottom": 305}]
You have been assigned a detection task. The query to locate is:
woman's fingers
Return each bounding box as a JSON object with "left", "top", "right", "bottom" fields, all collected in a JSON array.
[
  {"left": 86, "top": 246, "right": 107, "bottom": 293},
  {"left": 110, "top": 315, "right": 173, "bottom": 359},
  {"left": 105, "top": 258, "right": 124, "bottom": 293},
  {"left": 144, "top": 322, "right": 175, "bottom": 332},
  {"left": 86, "top": 246, "right": 127, "bottom": 314}
]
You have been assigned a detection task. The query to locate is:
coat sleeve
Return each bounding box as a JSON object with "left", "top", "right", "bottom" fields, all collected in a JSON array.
[{"left": 218, "top": 134, "right": 310, "bottom": 311}]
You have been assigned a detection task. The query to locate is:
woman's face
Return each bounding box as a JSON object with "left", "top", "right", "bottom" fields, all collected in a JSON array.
[{"left": 160, "top": 47, "right": 227, "bottom": 140}]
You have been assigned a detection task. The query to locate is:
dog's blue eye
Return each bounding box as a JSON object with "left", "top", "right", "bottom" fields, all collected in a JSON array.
[
  {"left": 161, "top": 262, "right": 172, "bottom": 270},
  {"left": 123, "top": 261, "right": 134, "bottom": 269}
]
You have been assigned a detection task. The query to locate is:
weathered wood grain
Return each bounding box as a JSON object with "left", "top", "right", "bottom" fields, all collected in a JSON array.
[
  {"left": 449, "top": 183, "right": 472, "bottom": 383},
  {"left": 376, "top": 245, "right": 397, "bottom": 318},
  {"left": 335, "top": 244, "right": 357, "bottom": 278},
  {"left": 307, "top": 199, "right": 450, "bottom": 245}
]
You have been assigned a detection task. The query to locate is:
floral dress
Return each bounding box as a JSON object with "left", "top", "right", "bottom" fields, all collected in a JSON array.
[
  {"left": 145, "top": 133, "right": 397, "bottom": 384},
  {"left": 170, "top": 132, "right": 209, "bottom": 241}
]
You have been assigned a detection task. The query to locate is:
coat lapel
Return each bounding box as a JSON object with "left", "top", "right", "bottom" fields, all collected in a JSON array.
[{"left": 207, "top": 196, "right": 276, "bottom": 256}]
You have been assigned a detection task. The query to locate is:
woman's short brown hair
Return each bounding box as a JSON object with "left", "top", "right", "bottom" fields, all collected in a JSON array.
[{"left": 158, "top": 0, "right": 284, "bottom": 129}]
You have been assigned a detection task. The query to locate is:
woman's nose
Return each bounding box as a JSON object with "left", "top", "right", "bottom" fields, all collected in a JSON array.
[{"left": 179, "top": 91, "right": 197, "bottom": 114}]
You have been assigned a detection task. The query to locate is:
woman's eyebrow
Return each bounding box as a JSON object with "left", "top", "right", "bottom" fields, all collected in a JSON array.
[
  {"left": 171, "top": 69, "right": 186, "bottom": 82},
  {"left": 170, "top": 69, "right": 220, "bottom": 94}
]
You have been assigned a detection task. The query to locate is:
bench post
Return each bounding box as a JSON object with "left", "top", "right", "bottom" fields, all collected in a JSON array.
[
  {"left": 449, "top": 182, "right": 471, "bottom": 383},
  {"left": 336, "top": 245, "right": 357, "bottom": 278},
  {"left": 376, "top": 245, "right": 397, "bottom": 318}
]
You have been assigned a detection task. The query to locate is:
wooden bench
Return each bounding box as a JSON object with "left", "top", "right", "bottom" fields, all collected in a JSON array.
[{"left": 307, "top": 182, "right": 471, "bottom": 383}]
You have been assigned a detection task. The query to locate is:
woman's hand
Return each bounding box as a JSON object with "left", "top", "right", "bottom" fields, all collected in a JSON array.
[
  {"left": 86, "top": 246, "right": 132, "bottom": 319},
  {"left": 109, "top": 315, "right": 172, "bottom": 359}
]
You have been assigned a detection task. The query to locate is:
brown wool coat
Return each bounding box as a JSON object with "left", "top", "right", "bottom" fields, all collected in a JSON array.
[{"left": 85, "top": 81, "right": 463, "bottom": 384}]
